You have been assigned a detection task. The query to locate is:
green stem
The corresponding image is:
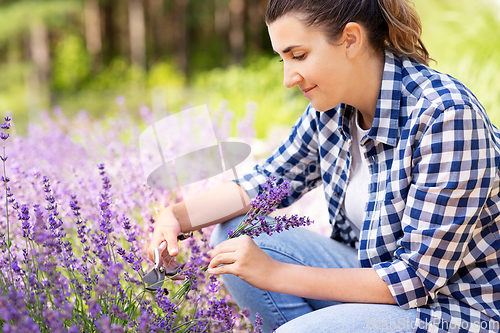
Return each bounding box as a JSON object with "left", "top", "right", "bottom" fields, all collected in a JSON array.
[
  {"left": 2, "top": 142, "right": 14, "bottom": 286},
  {"left": 173, "top": 318, "right": 228, "bottom": 332},
  {"left": 230, "top": 204, "right": 278, "bottom": 239},
  {"left": 106, "top": 234, "right": 117, "bottom": 265},
  {"left": 172, "top": 265, "right": 208, "bottom": 301},
  {"left": 26, "top": 239, "right": 47, "bottom": 325}
]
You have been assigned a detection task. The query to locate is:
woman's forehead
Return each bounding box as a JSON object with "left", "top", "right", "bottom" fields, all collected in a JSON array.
[{"left": 268, "top": 15, "right": 324, "bottom": 53}]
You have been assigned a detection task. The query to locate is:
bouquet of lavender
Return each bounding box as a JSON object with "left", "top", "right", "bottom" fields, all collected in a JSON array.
[
  {"left": 228, "top": 176, "right": 313, "bottom": 239},
  {"left": 172, "top": 176, "right": 313, "bottom": 301}
]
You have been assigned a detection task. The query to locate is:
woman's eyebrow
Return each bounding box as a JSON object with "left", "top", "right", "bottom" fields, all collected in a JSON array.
[{"left": 273, "top": 45, "right": 302, "bottom": 55}]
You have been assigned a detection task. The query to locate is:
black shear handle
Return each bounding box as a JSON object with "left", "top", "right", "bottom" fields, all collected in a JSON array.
[{"left": 177, "top": 231, "right": 193, "bottom": 241}]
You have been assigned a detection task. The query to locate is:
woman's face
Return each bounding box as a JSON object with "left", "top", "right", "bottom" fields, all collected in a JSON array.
[{"left": 268, "top": 14, "right": 353, "bottom": 112}]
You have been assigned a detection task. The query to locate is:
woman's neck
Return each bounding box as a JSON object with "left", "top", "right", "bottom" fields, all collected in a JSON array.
[{"left": 347, "top": 49, "right": 385, "bottom": 131}]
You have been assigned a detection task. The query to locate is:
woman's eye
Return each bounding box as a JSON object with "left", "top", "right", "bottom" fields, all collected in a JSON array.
[{"left": 279, "top": 54, "right": 305, "bottom": 63}]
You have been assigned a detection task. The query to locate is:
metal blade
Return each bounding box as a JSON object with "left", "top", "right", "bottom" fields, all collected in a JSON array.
[{"left": 142, "top": 268, "right": 166, "bottom": 291}]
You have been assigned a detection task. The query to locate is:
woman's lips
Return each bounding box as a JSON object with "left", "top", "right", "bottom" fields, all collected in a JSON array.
[{"left": 302, "top": 85, "right": 317, "bottom": 97}]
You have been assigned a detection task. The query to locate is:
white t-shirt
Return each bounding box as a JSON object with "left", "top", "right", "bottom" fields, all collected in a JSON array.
[{"left": 342, "top": 111, "right": 370, "bottom": 236}]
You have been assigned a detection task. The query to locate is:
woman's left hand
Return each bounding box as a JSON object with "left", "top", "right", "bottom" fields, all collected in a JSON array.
[{"left": 207, "top": 235, "right": 278, "bottom": 290}]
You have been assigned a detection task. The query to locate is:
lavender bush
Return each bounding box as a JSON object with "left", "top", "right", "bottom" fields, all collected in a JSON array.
[{"left": 0, "top": 105, "right": 262, "bottom": 332}]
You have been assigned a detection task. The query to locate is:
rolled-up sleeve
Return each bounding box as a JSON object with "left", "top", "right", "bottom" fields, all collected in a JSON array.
[
  {"left": 234, "top": 104, "right": 322, "bottom": 208},
  {"left": 373, "top": 105, "right": 497, "bottom": 309}
]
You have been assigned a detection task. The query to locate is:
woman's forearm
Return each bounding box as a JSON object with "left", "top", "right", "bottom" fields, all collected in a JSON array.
[
  {"left": 267, "top": 264, "right": 397, "bottom": 305},
  {"left": 171, "top": 181, "right": 251, "bottom": 232}
]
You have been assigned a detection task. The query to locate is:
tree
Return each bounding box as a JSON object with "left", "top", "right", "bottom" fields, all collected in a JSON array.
[
  {"left": 84, "top": 0, "right": 102, "bottom": 69},
  {"left": 128, "top": 0, "right": 146, "bottom": 69}
]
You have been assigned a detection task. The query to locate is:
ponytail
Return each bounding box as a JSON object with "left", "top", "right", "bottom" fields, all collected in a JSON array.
[
  {"left": 377, "top": 0, "right": 432, "bottom": 65},
  {"left": 266, "top": 0, "right": 433, "bottom": 66}
]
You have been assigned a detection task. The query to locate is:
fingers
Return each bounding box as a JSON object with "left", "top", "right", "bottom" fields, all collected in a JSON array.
[
  {"left": 165, "top": 228, "right": 180, "bottom": 257},
  {"left": 208, "top": 238, "right": 240, "bottom": 259},
  {"left": 207, "top": 265, "right": 228, "bottom": 275},
  {"left": 208, "top": 236, "right": 253, "bottom": 275},
  {"left": 208, "top": 252, "right": 237, "bottom": 270},
  {"left": 147, "top": 207, "right": 183, "bottom": 261},
  {"left": 146, "top": 230, "right": 178, "bottom": 262},
  {"left": 158, "top": 208, "right": 182, "bottom": 257},
  {"left": 147, "top": 238, "right": 160, "bottom": 262}
]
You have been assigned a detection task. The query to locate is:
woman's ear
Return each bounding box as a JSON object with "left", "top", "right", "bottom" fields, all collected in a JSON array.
[{"left": 342, "top": 22, "right": 364, "bottom": 59}]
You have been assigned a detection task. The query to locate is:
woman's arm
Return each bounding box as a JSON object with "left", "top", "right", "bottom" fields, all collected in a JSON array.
[
  {"left": 273, "top": 265, "right": 397, "bottom": 304},
  {"left": 208, "top": 235, "right": 397, "bottom": 304},
  {"left": 147, "top": 182, "right": 251, "bottom": 259},
  {"left": 148, "top": 104, "right": 321, "bottom": 260}
]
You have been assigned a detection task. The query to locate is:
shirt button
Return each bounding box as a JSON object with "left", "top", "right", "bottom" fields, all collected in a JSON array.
[{"left": 334, "top": 192, "right": 341, "bottom": 197}]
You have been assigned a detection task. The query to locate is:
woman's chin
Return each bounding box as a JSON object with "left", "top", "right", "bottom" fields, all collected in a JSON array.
[{"left": 310, "top": 101, "right": 339, "bottom": 112}]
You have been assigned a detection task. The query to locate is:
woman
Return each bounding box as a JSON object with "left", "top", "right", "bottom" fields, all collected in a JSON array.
[{"left": 148, "top": 0, "right": 500, "bottom": 332}]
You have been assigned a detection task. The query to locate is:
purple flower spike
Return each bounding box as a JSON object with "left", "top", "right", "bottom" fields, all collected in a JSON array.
[
  {"left": 18, "top": 204, "right": 32, "bottom": 239},
  {"left": 227, "top": 176, "right": 312, "bottom": 239},
  {"left": 253, "top": 312, "right": 263, "bottom": 333},
  {"left": 11, "top": 259, "right": 22, "bottom": 274},
  {"left": 1, "top": 132, "right": 9, "bottom": 140}
]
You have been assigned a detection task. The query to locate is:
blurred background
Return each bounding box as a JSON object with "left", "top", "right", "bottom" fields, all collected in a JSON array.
[{"left": 1, "top": 0, "right": 500, "bottom": 138}]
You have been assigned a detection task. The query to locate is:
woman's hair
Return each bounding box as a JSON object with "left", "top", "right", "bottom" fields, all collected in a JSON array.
[{"left": 265, "top": 0, "right": 432, "bottom": 65}]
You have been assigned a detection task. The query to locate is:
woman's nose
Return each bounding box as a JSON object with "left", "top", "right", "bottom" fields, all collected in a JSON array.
[{"left": 283, "top": 65, "right": 302, "bottom": 88}]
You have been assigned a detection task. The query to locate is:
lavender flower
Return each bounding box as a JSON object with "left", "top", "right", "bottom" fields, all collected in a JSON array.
[
  {"left": 206, "top": 274, "right": 220, "bottom": 294},
  {"left": 1, "top": 121, "right": 10, "bottom": 130},
  {"left": 0, "top": 289, "right": 40, "bottom": 333},
  {"left": 151, "top": 289, "right": 177, "bottom": 332},
  {"left": 228, "top": 176, "right": 312, "bottom": 239},
  {"left": 253, "top": 312, "right": 263, "bottom": 333},
  {"left": 11, "top": 258, "right": 22, "bottom": 274},
  {"left": 16, "top": 204, "right": 31, "bottom": 238}
]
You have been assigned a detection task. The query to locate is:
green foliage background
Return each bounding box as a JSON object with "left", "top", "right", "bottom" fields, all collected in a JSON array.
[
  {"left": 1, "top": 0, "right": 500, "bottom": 137},
  {"left": 417, "top": 0, "right": 500, "bottom": 125}
]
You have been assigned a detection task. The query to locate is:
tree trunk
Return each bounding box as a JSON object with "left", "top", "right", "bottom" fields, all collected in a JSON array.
[
  {"left": 84, "top": 0, "right": 102, "bottom": 67},
  {"left": 29, "top": 21, "right": 50, "bottom": 85},
  {"left": 174, "top": 0, "right": 189, "bottom": 75},
  {"left": 147, "top": 0, "right": 173, "bottom": 61},
  {"left": 27, "top": 24, "right": 50, "bottom": 116},
  {"left": 129, "top": 0, "right": 146, "bottom": 69},
  {"left": 215, "top": 0, "right": 230, "bottom": 36},
  {"left": 102, "top": 2, "right": 117, "bottom": 64},
  {"left": 247, "top": 0, "right": 264, "bottom": 54},
  {"left": 229, "top": 0, "right": 245, "bottom": 64}
]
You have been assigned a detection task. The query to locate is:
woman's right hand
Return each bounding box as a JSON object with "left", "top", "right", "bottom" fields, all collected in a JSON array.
[{"left": 147, "top": 206, "right": 182, "bottom": 263}]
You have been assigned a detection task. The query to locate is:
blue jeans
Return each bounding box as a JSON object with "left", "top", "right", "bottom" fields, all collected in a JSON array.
[{"left": 209, "top": 215, "right": 418, "bottom": 332}]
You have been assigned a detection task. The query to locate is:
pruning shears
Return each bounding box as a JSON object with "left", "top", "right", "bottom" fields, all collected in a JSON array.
[{"left": 142, "top": 232, "right": 192, "bottom": 291}]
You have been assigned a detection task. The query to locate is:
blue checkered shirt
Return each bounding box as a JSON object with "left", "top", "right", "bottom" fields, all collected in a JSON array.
[{"left": 235, "top": 51, "right": 500, "bottom": 332}]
